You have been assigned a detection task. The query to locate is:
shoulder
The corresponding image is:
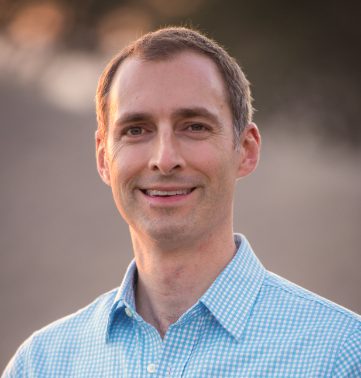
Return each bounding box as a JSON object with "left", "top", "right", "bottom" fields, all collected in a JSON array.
[
  {"left": 258, "top": 271, "right": 361, "bottom": 374},
  {"left": 31, "top": 287, "right": 118, "bottom": 341},
  {"left": 263, "top": 271, "right": 360, "bottom": 327},
  {"left": 331, "top": 323, "right": 361, "bottom": 377},
  {"left": 2, "top": 288, "right": 118, "bottom": 377}
]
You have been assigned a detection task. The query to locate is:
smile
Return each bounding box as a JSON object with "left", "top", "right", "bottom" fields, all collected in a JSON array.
[{"left": 142, "top": 188, "right": 195, "bottom": 197}]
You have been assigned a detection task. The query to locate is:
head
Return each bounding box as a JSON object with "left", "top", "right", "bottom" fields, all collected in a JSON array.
[
  {"left": 95, "top": 29, "right": 261, "bottom": 245},
  {"left": 96, "top": 26, "right": 253, "bottom": 148}
]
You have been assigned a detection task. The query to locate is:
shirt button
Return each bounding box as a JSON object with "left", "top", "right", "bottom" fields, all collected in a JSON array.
[
  {"left": 125, "top": 307, "right": 132, "bottom": 317},
  {"left": 147, "top": 363, "right": 157, "bottom": 373}
]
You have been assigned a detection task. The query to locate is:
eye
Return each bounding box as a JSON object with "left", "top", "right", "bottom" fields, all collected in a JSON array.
[
  {"left": 124, "top": 126, "right": 146, "bottom": 136},
  {"left": 187, "top": 123, "right": 207, "bottom": 132}
]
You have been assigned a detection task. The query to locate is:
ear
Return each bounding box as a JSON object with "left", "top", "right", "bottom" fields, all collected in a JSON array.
[
  {"left": 236, "top": 123, "right": 261, "bottom": 179},
  {"left": 95, "top": 130, "right": 111, "bottom": 186}
]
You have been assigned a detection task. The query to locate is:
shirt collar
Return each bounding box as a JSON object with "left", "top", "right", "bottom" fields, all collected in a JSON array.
[
  {"left": 200, "top": 234, "right": 266, "bottom": 341},
  {"left": 113, "top": 260, "right": 137, "bottom": 309},
  {"left": 105, "top": 260, "right": 137, "bottom": 342},
  {"left": 106, "top": 234, "right": 265, "bottom": 343}
]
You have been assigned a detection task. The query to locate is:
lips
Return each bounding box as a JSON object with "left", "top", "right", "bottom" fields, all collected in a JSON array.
[{"left": 142, "top": 188, "right": 194, "bottom": 197}]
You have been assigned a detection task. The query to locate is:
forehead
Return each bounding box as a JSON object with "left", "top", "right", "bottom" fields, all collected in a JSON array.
[{"left": 108, "top": 51, "right": 230, "bottom": 120}]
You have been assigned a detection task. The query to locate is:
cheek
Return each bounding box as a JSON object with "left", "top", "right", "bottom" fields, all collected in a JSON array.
[
  {"left": 187, "top": 145, "right": 238, "bottom": 179},
  {"left": 108, "top": 146, "right": 148, "bottom": 190}
]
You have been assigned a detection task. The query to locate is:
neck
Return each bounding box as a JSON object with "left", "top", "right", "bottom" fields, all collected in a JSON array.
[{"left": 131, "top": 228, "right": 236, "bottom": 338}]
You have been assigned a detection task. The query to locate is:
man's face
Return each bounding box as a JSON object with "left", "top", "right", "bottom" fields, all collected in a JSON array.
[{"left": 96, "top": 51, "right": 257, "bottom": 245}]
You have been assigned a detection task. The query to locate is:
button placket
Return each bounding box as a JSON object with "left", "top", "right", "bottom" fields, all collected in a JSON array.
[
  {"left": 125, "top": 307, "right": 133, "bottom": 317},
  {"left": 159, "top": 306, "right": 205, "bottom": 377},
  {"left": 166, "top": 365, "right": 172, "bottom": 377},
  {"left": 147, "top": 363, "right": 157, "bottom": 373},
  {"left": 138, "top": 321, "right": 163, "bottom": 376}
]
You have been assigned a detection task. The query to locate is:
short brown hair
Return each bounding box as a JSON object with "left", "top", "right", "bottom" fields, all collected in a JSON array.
[{"left": 96, "top": 27, "right": 253, "bottom": 145}]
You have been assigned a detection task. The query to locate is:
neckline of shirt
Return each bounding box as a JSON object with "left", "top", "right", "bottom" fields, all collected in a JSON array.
[{"left": 106, "top": 234, "right": 266, "bottom": 342}]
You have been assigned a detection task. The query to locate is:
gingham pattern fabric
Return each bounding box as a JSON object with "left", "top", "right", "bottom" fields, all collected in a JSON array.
[{"left": 3, "top": 234, "right": 361, "bottom": 377}]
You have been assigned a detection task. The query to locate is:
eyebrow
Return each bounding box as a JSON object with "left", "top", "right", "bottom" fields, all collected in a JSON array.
[
  {"left": 114, "top": 112, "right": 152, "bottom": 126},
  {"left": 172, "top": 107, "right": 221, "bottom": 125},
  {"left": 114, "top": 107, "right": 221, "bottom": 127}
]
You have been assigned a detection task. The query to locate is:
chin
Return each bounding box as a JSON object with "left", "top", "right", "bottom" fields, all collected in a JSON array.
[{"left": 144, "top": 222, "right": 192, "bottom": 244}]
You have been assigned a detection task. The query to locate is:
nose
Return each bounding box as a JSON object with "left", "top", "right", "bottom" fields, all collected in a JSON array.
[{"left": 148, "top": 130, "right": 185, "bottom": 175}]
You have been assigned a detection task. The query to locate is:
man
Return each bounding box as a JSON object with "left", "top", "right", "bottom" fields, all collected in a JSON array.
[{"left": 3, "top": 27, "right": 360, "bottom": 377}]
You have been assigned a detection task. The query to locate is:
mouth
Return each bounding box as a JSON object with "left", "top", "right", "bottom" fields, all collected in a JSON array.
[{"left": 140, "top": 188, "right": 196, "bottom": 197}]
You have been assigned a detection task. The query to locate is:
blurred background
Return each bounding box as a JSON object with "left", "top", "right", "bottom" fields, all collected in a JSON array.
[{"left": 1, "top": 0, "right": 360, "bottom": 370}]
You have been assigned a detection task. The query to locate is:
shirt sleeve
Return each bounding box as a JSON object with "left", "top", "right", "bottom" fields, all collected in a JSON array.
[{"left": 332, "top": 324, "right": 361, "bottom": 377}]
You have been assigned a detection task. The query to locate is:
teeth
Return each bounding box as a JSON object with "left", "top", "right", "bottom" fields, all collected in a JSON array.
[{"left": 145, "top": 189, "right": 191, "bottom": 197}]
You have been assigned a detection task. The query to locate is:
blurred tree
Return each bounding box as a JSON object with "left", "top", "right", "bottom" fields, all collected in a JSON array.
[{"left": 0, "top": 0, "right": 360, "bottom": 146}]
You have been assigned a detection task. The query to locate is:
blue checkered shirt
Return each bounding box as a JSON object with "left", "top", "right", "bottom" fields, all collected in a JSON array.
[{"left": 3, "top": 234, "right": 361, "bottom": 377}]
